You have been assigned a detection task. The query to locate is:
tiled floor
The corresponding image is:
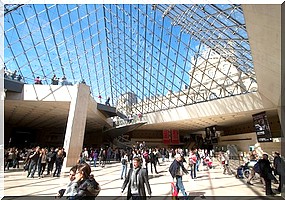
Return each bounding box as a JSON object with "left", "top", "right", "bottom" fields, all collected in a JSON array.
[{"left": 3, "top": 158, "right": 283, "bottom": 198}]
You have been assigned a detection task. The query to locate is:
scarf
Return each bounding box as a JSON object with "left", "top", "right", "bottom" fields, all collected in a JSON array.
[{"left": 130, "top": 167, "right": 140, "bottom": 194}]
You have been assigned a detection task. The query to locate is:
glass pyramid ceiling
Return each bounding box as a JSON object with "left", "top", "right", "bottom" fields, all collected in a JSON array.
[{"left": 4, "top": 4, "right": 257, "bottom": 115}]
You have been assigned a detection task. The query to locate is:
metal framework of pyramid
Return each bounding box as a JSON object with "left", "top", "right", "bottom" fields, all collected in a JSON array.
[{"left": 4, "top": 4, "right": 257, "bottom": 115}]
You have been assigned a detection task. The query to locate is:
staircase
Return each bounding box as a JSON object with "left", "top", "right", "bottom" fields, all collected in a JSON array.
[
  {"left": 113, "top": 136, "right": 133, "bottom": 149},
  {"left": 103, "top": 121, "right": 147, "bottom": 138}
]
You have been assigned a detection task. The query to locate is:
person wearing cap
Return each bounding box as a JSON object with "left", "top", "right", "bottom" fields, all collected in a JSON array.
[
  {"left": 259, "top": 153, "right": 275, "bottom": 195},
  {"left": 169, "top": 154, "right": 189, "bottom": 197},
  {"left": 273, "top": 151, "right": 285, "bottom": 193}
]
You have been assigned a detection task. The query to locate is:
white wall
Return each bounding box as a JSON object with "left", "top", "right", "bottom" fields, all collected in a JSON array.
[
  {"left": 219, "top": 132, "right": 282, "bottom": 156},
  {"left": 6, "top": 84, "right": 77, "bottom": 101},
  {"left": 218, "top": 132, "right": 257, "bottom": 152},
  {"left": 145, "top": 92, "right": 274, "bottom": 125}
]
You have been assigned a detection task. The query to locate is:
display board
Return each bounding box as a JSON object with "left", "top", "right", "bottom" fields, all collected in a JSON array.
[{"left": 252, "top": 111, "right": 272, "bottom": 142}]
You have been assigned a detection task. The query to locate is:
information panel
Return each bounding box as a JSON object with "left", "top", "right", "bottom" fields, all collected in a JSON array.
[{"left": 252, "top": 111, "right": 272, "bottom": 142}]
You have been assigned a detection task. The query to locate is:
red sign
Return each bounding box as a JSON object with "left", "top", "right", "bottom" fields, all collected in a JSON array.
[
  {"left": 171, "top": 130, "right": 180, "bottom": 144},
  {"left": 163, "top": 130, "right": 171, "bottom": 144}
]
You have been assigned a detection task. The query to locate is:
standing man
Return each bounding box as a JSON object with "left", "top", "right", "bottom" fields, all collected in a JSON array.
[
  {"left": 222, "top": 152, "right": 232, "bottom": 175},
  {"left": 105, "top": 97, "right": 110, "bottom": 106},
  {"left": 27, "top": 146, "right": 40, "bottom": 178},
  {"left": 149, "top": 149, "right": 158, "bottom": 174},
  {"left": 189, "top": 150, "right": 197, "bottom": 179},
  {"left": 142, "top": 149, "right": 150, "bottom": 175},
  {"left": 273, "top": 152, "right": 285, "bottom": 193},
  {"left": 259, "top": 153, "right": 275, "bottom": 195},
  {"left": 81, "top": 147, "right": 89, "bottom": 163},
  {"left": 46, "top": 147, "right": 56, "bottom": 175},
  {"left": 121, "top": 153, "right": 129, "bottom": 180},
  {"left": 196, "top": 149, "right": 201, "bottom": 172},
  {"left": 161, "top": 148, "right": 166, "bottom": 162},
  {"left": 169, "top": 154, "right": 189, "bottom": 197},
  {"left": 121, "top": 157, "right": 152, "bottom": 200}
]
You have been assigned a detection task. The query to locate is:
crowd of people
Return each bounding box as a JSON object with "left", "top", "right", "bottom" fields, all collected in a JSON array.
[
  {"left": 4, "top": 143, "right": 285, "bottom": 198},
  {"left": 4, "top": 146, "right": 66, "bottom": 178},
  {"left": 4, "top": 69, "right": 23, "bottom": 82},
  {"left": 235, "top": 150, "right": 285, "bottom": 196},
  {"left": 34, "top": 74, "right": 73, "bottom": 86},
  {"left": 3, "top": 68, "right": 85, "bottom": 87}
]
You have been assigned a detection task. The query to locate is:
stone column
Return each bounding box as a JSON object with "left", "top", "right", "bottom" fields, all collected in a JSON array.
[{"left": 63, "top": 83, "right": 90, "bottom": 167}]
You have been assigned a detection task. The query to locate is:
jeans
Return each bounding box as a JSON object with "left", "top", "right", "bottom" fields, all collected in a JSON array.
[
  {"left": 93, "top": 158, "right": 97, "bottom": 167},
  {"left": 196, "top": 159, "right": 200, "bottom": 171},
  {"left": 223, "top": 164, "right": 231, "bottom": 174},
  {"left": 176, "top": 176, "right": 187, "bottom": 196},
  {"left": 121, "top": 164, "right": 127, "bottom": 178},
  {"left": 38, "top": 163, "right": 46, "bottom": 177},
  {"left": 150, "top": 162, "right": 158, "bottom": 173},
  {"left": 5, "top": 159, "right": 13, "bottom": 170},
  {"left": 27, "top": 160, "right": 37, "bottom": 177},
  {"left": 190, "top": 163, "right": 196, "bottom": 179},
  {"left": 53, "top": 162, "right": 62, "bottom": 177},
  {"left": 264, "top": 178, "right": 273, "bottom": 195},
  {"left": 278, "top": 175, "right": 285, "bottom": 192},
  {"left": 47, "top": 161, "right": 55, "bottom": 174}
]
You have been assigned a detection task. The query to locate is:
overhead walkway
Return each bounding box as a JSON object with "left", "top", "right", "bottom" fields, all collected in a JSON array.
[
  {"left": 4, "top": 78, "right": 24, "bottom": 93},
  {"left": 97, "top": 103, "right": 127, "bottom": 119}
]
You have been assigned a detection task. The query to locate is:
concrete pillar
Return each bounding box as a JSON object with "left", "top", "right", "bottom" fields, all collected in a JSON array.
[{"left": 63, "top": 84, "right": 90, "bottom": 167}]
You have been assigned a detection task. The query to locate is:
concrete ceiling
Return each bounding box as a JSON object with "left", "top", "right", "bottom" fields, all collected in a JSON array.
[
  {"left": 138, "top": 109, "right": 278, "bottom": 131},
  {"left": 4, "top": 99, "right": 108, "bottom": 132},
  {"left": 5, "top": 100, "right": 70, "bottom": 130},
  {"left": 4, "top": 97, "right": 278, "bottom": 133}
]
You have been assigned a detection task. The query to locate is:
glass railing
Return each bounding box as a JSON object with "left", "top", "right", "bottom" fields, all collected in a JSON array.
[{"left": 113, "top": 114, "right": 148, "bottom": 127}]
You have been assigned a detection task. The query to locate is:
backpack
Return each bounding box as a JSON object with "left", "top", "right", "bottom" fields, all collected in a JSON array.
[
  {"left": 275, "top": 157, "right": 285, "bottom": 175},
  {"left": 253, "top": 161, "right": 260, "bottom": 173},
  {"left": 169, "top": 161, "right": 176, "bottom": 178},
  {"left": 121, "top": 158, "right": 127, "bottom": 165},
  {"left": 143, "top": 153, "right": 150, "bottom": 163}
]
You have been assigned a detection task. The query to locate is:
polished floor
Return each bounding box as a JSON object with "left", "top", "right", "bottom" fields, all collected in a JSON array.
[{"left": 3, "top": 158, "right": 283, "bottom": 199}]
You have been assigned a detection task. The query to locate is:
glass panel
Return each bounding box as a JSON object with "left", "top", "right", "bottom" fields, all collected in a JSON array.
[{"left": 4, "top": 4, "right": 257, "bottom": 115}]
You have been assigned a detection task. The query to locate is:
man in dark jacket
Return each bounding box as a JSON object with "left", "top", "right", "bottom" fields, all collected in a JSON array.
[
  {"left": 273, "top": 152, "right": 285, "bottom": 193},
  {"left": 259, "top": 153, "right": 274, "bottom": 195},
  {"left": 27, "top": 146, "right": 40, "bottom": 178},
  {"left": 47, "top": 147, "right": 57, "bottom": 175},
  {"left": 121, "top": 157, "right": 152, "bottom": 200},
  {"left": 149, "top": 150, "right": 158, "bottom": 174},
  {"left": 169, "top": 154, "right": 189, "bottom": 197}
]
